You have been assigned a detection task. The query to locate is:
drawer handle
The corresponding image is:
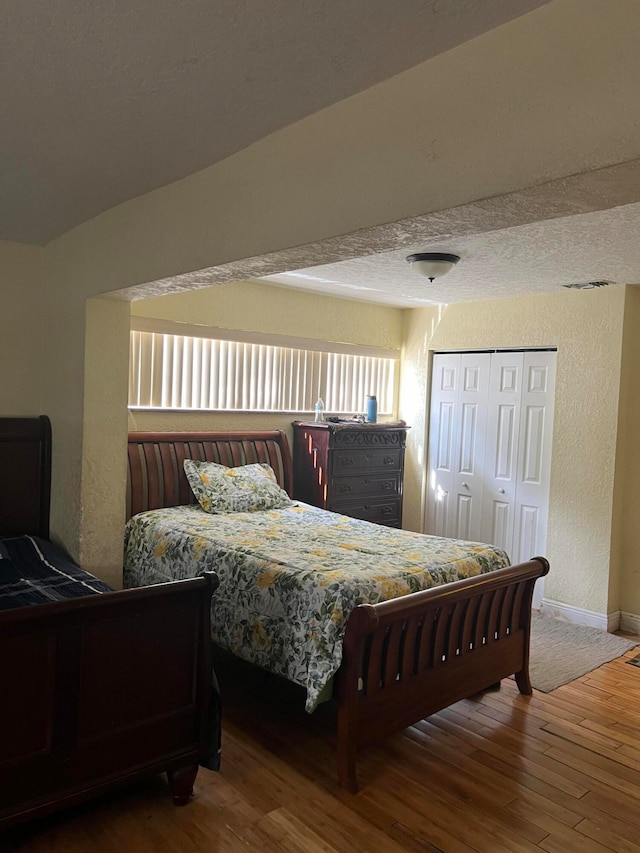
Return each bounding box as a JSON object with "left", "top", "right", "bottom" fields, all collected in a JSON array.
[
  {"left": 383, "top": 456, "right": 394, "bottom": 465},
  {"left": 338, "top": 484, "right": 352, "bottom": 494},
  {"left": 381, "top": 505, "right": 393, "bottom": 515},
  {"left": 341, "top": 458, "right": 354, "bottom": 467},
  {"left": 381, "top": 480, "right": 393, "bottom": 490}
]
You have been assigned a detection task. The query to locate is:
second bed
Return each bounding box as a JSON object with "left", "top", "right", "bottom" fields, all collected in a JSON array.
[{"left": 124, "top": 428, "right": 549, "bottom": 790}]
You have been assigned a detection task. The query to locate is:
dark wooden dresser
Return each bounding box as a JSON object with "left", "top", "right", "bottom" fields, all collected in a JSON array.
[{"left": 291, "top": 421, "right": 408, "bottom": 527}]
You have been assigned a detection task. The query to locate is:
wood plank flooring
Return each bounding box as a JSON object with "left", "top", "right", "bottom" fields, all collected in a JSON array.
[{"left": 4, "top": 641, "right": 640, "bottom": 853}]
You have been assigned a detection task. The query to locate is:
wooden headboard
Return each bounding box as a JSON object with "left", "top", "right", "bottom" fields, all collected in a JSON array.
[
  {"left": 127, "top": 429, "right": 294, "bottom": 520},
  {"left": 0, "top": 415, "right": 52, "bottom": 539}
]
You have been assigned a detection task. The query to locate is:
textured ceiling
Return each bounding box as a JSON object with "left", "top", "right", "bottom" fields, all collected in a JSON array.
[
  {"left": 260, "top": 202, "right": 640, "bottom": 307},
  {"left": 2, "top": 0, "right": 549, "bottom": 245}
]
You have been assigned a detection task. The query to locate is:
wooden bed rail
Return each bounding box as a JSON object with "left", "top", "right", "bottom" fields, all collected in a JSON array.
[{"left": 336, "top": 556, "right": 549, "bottom": 791}]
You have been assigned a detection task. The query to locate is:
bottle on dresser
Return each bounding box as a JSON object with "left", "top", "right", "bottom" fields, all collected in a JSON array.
[{"left": 366, "top": 395, "right": 377, "bottom": 423}]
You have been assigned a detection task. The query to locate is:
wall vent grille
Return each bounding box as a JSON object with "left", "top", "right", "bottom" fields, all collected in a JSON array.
[{"left": 562, "top": 280, "right": 612, "bottom": 290}]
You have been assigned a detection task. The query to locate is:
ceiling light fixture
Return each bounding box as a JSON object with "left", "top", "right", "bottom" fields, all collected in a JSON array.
[{"left": 406, "top": 252, "right": 460, "bottom": 282}]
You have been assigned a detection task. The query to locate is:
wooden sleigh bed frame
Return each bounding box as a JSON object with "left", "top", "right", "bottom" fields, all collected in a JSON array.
[
  {"left": 0, "top": 416, "right": 219, "bottom": 829},
  {"left": 127, "top": 428, "right": 549, "bottom": 792}
]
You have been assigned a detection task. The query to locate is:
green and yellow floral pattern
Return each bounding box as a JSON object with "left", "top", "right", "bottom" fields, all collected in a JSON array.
[
  {"left": 123, "top": 503, "right": 509, "bottom": 711},
  {"left": 183, "top": 460, "right": 292, "bottom": 514}
]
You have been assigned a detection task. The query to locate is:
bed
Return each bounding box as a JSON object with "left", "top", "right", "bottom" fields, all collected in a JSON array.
[
  {"left": 125, "top": 428, "right": 549, "bottom": 792},
  {"left": 0, "top": 416, "right": 220, "bottom": 830}
]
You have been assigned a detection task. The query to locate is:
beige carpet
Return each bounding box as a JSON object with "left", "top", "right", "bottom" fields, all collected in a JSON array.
[{"left": 528, "top": 611, "right": 638, "bottom": 692}]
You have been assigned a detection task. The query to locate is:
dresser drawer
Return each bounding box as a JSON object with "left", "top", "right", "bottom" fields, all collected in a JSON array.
[
  {"left": 331, "top": 448, "right": 402, "bottom": 473},
  {"left": 332, "top": 473, "right": 400, "bottom": 500},
  {"left": 333, "top": 498, "right": 401, "bottom": 527}
]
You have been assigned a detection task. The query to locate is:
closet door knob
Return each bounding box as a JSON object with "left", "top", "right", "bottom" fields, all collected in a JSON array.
[
  {"left": 462, "top": 482, "right": 469, "bottom": 489},
  {"left": 498, "top": 488, "right": 505, "bottom": 494}
]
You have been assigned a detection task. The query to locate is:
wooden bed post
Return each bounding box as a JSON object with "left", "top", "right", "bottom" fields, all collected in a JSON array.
[
  {"left": 337, "top": 605, "right": 379, "bottom": 792},
  {"left": 167, "top": 764, "right": 199, "bottom": 806},
  {"left": 0, "top": 414, "right": 51, "bottom": 539}
]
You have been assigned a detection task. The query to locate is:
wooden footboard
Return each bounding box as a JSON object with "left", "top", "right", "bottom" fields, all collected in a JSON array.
[
  {"left": 336, "top": 556, "right": 549, "bottom": 791},
  {"left": 0, "top": 573, "right": 219, "bottom": 829}
]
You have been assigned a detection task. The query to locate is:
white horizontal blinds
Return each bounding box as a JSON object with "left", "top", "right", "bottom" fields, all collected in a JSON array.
[
  {"left": 128, "top": 330, "right": 142, "bottom": 404},
  {"left": 322, "top": 352, "right": 394, "bottom": 415},
  {"left": 129, "top": 330, "right": 396, "bottom": 413},
  {"left": 129, "top": 330, "right": 165, "bottom": 407}
]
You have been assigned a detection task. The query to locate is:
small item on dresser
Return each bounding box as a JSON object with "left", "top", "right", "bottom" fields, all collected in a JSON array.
[
  {"left": 314, "top": 397, "right": 325, "bottom": 422},
  {"left": 366, "top": 395, "right": 377, "bottom": 423}
]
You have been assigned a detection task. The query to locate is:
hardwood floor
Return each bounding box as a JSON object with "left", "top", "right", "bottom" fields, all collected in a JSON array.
[{"left": 5, "top": 642, "right": 640, "bottom": 853}]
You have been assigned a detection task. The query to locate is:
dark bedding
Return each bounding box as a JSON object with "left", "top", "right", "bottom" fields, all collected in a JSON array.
[{"left": 0, "top": 535, "right": 113, "bottom": 610}]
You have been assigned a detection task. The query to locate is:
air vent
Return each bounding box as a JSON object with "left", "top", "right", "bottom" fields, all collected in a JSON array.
[{"left": 562, "top": 280, "right": 613, "bottom": 290}]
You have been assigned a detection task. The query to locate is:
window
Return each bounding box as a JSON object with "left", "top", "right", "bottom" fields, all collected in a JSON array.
[{"left": 129, "top": 320, "right": 398, "bottom": 416}]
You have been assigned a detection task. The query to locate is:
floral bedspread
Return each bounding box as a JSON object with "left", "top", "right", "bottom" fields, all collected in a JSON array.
[{"left": 123, "top": 503, "right": 509, "bottom": 711}]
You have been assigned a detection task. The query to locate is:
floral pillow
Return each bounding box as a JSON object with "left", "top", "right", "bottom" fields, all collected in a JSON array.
[{"left": 183, "top": 459, "right": 292, "bottom": 514}]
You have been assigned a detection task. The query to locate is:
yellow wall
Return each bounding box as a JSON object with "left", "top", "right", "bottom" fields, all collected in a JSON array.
[
  {"left": 130, "top": 280, "right": 403, "bottom": 349},
  {"left": 400, "top": 287, "right": 626, "bottom": 617},
  {"left": 80, "top": 298, "right": 131, "bottom": 587},
  {"left": 0, "top": 242, "right": 45, "bottom": 415}
]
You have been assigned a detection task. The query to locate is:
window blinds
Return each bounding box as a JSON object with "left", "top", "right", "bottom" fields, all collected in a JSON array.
[{"left": 129, "top": 330, "right": 397, "bottom": 415}]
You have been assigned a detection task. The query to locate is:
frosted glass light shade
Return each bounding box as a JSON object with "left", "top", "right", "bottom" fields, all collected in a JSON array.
[{"left": 406, "top": 252, "right": 460, "bottom": 281}]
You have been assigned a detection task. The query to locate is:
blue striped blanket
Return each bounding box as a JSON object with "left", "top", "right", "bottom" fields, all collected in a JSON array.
[{"left": 0, "top": 536, "right": 113, "bottom": 611}]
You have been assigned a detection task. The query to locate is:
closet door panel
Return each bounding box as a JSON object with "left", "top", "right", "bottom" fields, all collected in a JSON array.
[
  {"left": 516, "top": 504, "right": 540, "bottom": 565},
  {"left": 436, "top": 401, "right": 455, "bottom": 471},
  {"left": 427, "top": 354, "right": 460, "bottom": 538},
  {"left": 427, "top": 353, "right": 489, "bottom": 540},
  {"left": 494, "top": 404, "right": 518, "bottom": 479},
  {"left": 455, "top": 493, "right": 474, "bottom": 541},
  {"left": 452, "top": 354, "right": 490, "bottom": 541},
  {"left": 480, "top": 352, "right": 524, "bottom": 555},
  {"left": 489, "top": 499, "right": 512, "bottom": 549},
  {"left": 512, "top": 351, "right": 556, "bottom": 565}
]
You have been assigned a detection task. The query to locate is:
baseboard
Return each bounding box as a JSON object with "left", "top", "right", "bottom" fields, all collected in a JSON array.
[
  {"left": 540, "top": 598, "right": 620, "bottom": 632},
  {"left": 620, "top": 611, "right": 640, "bottom": 635}
]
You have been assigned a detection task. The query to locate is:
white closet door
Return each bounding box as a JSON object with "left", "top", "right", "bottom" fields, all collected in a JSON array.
[
  {"left": 427, "top": 353, "right": 490, "bottom": 540},
  {"left": 427, "top": 350, "right": 556, "bottom": 586},
  {"left": 427, "top": 354, "right": 460, "bottom": 538},
  {"left": 480, "top": 352, "right": 524, "bottom": 555},
  {"left": 451, "top": 353, "right": 490, "bottom": 540},
  {"left": 512, "top": 351, "right": 556, "bottom": 564}
]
